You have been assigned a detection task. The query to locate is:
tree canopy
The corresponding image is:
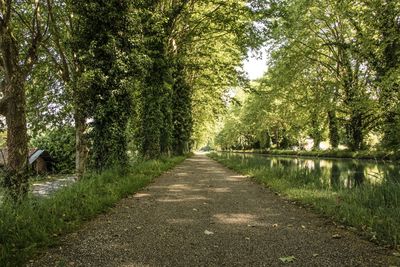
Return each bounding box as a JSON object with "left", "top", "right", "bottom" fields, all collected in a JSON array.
[
  {"left": 215, "top": 0, "right": 400, "bottom": 153},
  {"left": 2, "top": 0, "right": 399, "bottom": 200},
  {"left": 0, "top": 0, "right": 260, "bottom": 200}
]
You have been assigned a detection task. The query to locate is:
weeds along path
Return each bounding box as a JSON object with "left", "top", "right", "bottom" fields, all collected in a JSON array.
[{"left": 31, "top": 153, "right": 397, "bottom": 266}]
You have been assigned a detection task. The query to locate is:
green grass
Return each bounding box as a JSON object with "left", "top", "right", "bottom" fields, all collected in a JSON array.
[
  {"left": 227, "top": 149, "right": 400, "bottom": 161},
  {"left": 209, "top": 152, "right": 400, "bottom": 247},
  {"left": 0, "top": 156, "right": 186, "bottom": 267}
]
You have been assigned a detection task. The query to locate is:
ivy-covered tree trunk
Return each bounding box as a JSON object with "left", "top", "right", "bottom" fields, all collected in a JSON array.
[
  {"left": 172, "top": 64, "right": 193, "bottom": 155},
  {"left": 140, "top": 49, "right": 165, "bottom": 159},
  {"left": 141, "top": 83, "right": 162, "bottom": 159},
  {"left": 140, "top": 4, "right": 175, "bottom": 159},
  {"left": 260, "top": 130, "right": 271, "bottom": 149},
  {"left": 347, "top": 112, "right": 363, "bottom": 151},
  {"left": 91, "top": 91, "right": 131, "bottom": 170},
  {"left": 327, "top": 110, "right": 339, "bottom": 149},
  {"left": 310, "top": 110, "right": 322, "bottom": 150},
  {"left": 71, "top": 0, "right": 133, "bottom": 170},
  {"left": 160, "top": 63, "right": 174, "bottom": 156},
  {"left": 341, "top": 46, "right": 364, "bottom": 151}
]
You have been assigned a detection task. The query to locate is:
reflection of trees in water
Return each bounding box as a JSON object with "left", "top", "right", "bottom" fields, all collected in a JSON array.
[
  {"left": 279, "top": 159, "right": 291, "bottom": 167},
  {"left": 314, "top": 161, "right": 321, "bottom": 174},
  {"left": 241, "top": 153, "right": 400, "bottom": 189},
  {"left": 330, "top": 162, "right": 341, "bottom": 190},
  {"left": 382, "top": 165, "right": 400, "bottom": 183},
  {"left": 353, "top": 164, "right": 365, "bottom": 187},
  {"left": 313, "top": 160, "right": 325, "bottom": 187},
  {"left": 270, "top": 158, "right": 278, "bottom": 168}
]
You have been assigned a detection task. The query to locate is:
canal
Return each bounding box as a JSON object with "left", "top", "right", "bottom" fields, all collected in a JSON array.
[{"left": 221, "top": 152, "right": 400, "bottom": 189}]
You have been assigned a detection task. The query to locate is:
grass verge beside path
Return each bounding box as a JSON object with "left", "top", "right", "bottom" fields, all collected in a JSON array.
[
  {"left": 0, "top": 156, "right": 186, "bottom": 267},
  {"left": 209, "top": 152, "right": 400, "bottom": 248}
]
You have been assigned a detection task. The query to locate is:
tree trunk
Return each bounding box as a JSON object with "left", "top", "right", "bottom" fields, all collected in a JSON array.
[
  {"left": 0, "top": 1, "right": 43, "bottom": 201},
  {"left": 172, "top": 64, "right": 192, "bottom": 156},
  {"left": 328, "top": 110, "right": 339, "bottom": 149},
  {"left": 348, "top": 112, "right": 363, "bottom": 151},
  {"left": 310, "top": 111, "right": 321, "bottom": 150},
  {"left": 74, "top": 109, "right": 88, "bottom": 179},
  {"left": 3, "top": 77, "right": 29, "bottom": 201}
]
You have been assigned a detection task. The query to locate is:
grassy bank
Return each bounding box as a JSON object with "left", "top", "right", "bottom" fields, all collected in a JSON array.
[
  {"left": 0, "top": 156, "right": 186, "bottom": 266},
  {"left": 225, "top": 149, "right": 400, "bottom": 161},
  {"left": 209, "top": 152, "right": 400, "bottom": 247}
]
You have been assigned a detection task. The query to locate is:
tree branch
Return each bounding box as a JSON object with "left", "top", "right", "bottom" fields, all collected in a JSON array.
[{"left": 46, "top": 0, "right": 70, "bottom": 81}]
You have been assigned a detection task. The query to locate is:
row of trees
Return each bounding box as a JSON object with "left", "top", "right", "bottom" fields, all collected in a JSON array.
[
  {"left": 216, "top": 0, "right": 400, "bottom": 152},
  {"left": 0, "top": 0, "right": 262, "bottom": 201}
]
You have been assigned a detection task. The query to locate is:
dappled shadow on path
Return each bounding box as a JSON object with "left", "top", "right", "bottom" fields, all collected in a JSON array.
[{"left": 31, "top": 153, "right": 396, "bottom": 267}]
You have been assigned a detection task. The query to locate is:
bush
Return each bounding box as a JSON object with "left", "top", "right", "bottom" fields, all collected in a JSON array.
[{"left": 30, "top": 127, "right": 75, "bottom": 173}]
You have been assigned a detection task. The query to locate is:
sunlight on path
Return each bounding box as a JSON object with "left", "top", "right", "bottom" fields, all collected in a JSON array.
[{"left": 30, "top": 153, "right": 397, "bottom": 267}]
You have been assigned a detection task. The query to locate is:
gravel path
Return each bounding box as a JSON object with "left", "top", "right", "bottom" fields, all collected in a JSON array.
[
  {"left": 31, "top": 153, "right": 399, "bottom": 266},
  {"left": 32, "top": 176, "right": 76, "bottom": 197}
]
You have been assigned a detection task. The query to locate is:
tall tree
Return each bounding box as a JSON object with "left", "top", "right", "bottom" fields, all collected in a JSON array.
[
  {"left": 71, "top": 0, "right": 134, "bottom": 170},
  {"left": 40, "top": 0, "right": 89, "bottom": 178},
  {"left": 0, "top": 0, "right": 48, "bottom": 201},
  {"left": 347, "top": 0, "right": 400, "bottom": 149}
]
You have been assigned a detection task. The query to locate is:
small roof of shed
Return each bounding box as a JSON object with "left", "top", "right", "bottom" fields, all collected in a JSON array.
[
  {"left": 0, "top": 148, "right": 52, "bottom": 166},
  {"left": 28, "top": 149, "right": 52, "bottom": 165}
]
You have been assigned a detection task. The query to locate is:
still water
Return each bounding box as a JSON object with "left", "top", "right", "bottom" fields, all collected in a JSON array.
[{"left": 227, "top": 153, "right": 400, "bottom": 189}]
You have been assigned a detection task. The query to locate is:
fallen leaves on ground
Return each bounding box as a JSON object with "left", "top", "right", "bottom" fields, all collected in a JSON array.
[
  {"left": 279, "top": 256, "right": 296, "bottom": 263},
  {"left": 204, "top": 230, "right": 214, "bottom": 235}
]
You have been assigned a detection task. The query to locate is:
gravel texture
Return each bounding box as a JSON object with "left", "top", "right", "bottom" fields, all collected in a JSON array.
[{"left": 30, "top": 153, "right": 399, "bottom": 266}]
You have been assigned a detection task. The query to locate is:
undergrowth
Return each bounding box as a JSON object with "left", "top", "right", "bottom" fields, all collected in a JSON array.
[
  {"left": 209, "top": 152, "right": 400, "bottom": 247},
  {"left": 0, "top": 156, "right": 185, "bottom": 267}
]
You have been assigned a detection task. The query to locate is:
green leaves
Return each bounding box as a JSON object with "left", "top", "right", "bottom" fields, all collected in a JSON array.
[
  {"left": 216, "top": 0, "right": 400, "bottom": 152},
  {"left": 31, "top": 128, "right": 75, "bottom": 172},
  {"left": 71, "top": 0, "right": 134, "bottom": 170}
]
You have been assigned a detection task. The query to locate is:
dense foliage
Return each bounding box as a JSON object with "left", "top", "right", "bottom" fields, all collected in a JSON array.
[
  {"left": 0, "top": 0, "right": 258, "bottom": 199},
  {"left": 216, "top": 0, "right": 400, "bottom": 152},
  {"left": 30, "top": 128, "right": 75, "bottom": 172},
  {"left": 70, "top": 0, "right": 134, "bottom": 170}
]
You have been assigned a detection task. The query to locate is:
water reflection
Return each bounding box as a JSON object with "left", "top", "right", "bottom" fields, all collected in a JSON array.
[
  {"left": 225, "top": 153, "right": 400, "bottom": 189},
  {"left": 331, "top": 162, "right": 340, "bottom": 190}
]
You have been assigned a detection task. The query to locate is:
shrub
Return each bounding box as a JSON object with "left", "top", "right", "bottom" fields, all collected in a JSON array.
[{"left": 30, "top": 127, "right": 76, "bottom": 173}]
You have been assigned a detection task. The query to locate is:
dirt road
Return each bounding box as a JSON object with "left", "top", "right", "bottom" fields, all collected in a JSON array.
[{"left": 31, "top": 153, "right": 398, "bottom": 266}]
